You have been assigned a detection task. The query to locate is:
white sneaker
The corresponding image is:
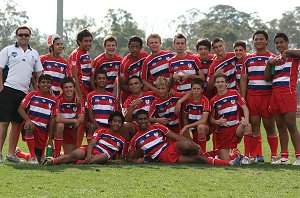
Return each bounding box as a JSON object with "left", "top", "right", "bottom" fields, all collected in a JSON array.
[
  {"left": 42, "top": 157, "right": 54, "bottom": 165},
  {"left": 6, "top": 154, "right": 21, "bottom": 163},
  {"left": 229, "top": 158, "right": 241, "bottom": 166},
  {"left": 293, "top": 157, "right": 300, "bottom": 166},
  {"left": 270, "top": 156, "right": 278, "bottom": 165},
  {"left": 28, "top": 157, "right": 39, "bottom": 164},
  {"left": 276, "top": 157, "right": 291, "bottom": 165},
  {"left": 241, "top": 156, "right": 250, "bottom": 165},
  {"left": 249, "top": 156, "right": 256, "bottom": 164}
]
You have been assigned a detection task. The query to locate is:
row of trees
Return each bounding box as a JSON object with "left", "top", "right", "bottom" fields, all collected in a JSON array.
[{"left": 0, "top": 1, "right": 300, "bottom": 59}]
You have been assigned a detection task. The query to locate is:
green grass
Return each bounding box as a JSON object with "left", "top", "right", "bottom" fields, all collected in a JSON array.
[{"left": 1, "top": 121, "right": 300, "bottom": 197}]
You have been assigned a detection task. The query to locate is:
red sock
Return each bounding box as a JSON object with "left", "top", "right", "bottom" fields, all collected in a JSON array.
[
  {"left": 198, "top": 137, "right": 207, "bottom": 153},
  {"left": 203, "top": 149, "right": 219, "bottom": 158},
  {"left": 251, "top": 135, "right": 260, "bottom": 157},
  {"left": 54, "top": 158, "right": 59, "bottom": 165},
  {"left": 281, "top": 150, "right": 289, "bottom": 159},
  {"left": 54, "top": 137, "right": 63, "bottom": 156},
  {"left": 16, "top": 151, "right": 31, "bottom": 161},
  {"left": 213, "top": 132, "right": 219, "bottom": 150},
  {"left": 295, "top": 152, "right": 300, "bottom": 159},
  {"left": 25, "top": 135, "right": 36, "bottom": 158},
  {"left": 257, "top": 135, "right": 263, "bottom": 157},
  {"left": 207, "top": 158, "right": 230, "bottom": 166},
  {"left": 86, "top": 134, "right": 93, "bottom": 144},
  {"left": 244, "top": 134, "right": 252, "bottom": 157},
  {"left": 76, "top": 160, "right": 84, "bottom": 165},
  {"left": 267, "top": 135, "right": 278, "bottom": 157}
]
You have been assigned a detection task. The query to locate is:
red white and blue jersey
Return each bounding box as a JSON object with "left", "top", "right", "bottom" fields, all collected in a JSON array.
[
  {"left": 208, "top": 52, "right": 238, "bottom": 89},
  {"left": 86, "top": 90, "right": 117, "bottom": 127},
  {"left": 242, "top": 51, "right": 275, "bottom": 95},
  {"left": 183, "top": 96, "right": 210, "bottom": 124},
  {"left": 69, "top": 48, "right": 93, "bottom": 89},
  {"left": 129, "top": 123, "right": 170, "bottom": 160},
  {"left": 141, "top": 50, "right": 174, "bottom": 84},
  {"left": 56, "top": 95, "right": 85, "bottom": 128},
  {"left": 235, "top": 59, "right": 242, "bottom": 87},
  {"left": 92, "top": 128, "right": 126, "bottom": 159},
  {"left": 21, "top": 90, "right": 57, "bottom": 131},
  {"left": 149, "top": 92, "right": 185, "bottom": 132},
  {"left": 40, "top": 54, "right": 70, "bottom": 96},
  {"left": 92, "top": 53, "right": 122, "bottom": 92},
  {"left": 123, "top": 91, "right": 157, "bottom": 117},
  {"left": 119, "top": 51, "right": 148, "bottom": 80},
  {"left": 272, "top": 55, "right": 300, "bottom": 95},
  {"left": 169, "top": 53, "right": 202, "bottom": 92},
  {"left": 210, "top": 89, "right": 245, "bottom": 128},
  {"left": 196, "top": 54, "right": 215, "bottom": 78}
]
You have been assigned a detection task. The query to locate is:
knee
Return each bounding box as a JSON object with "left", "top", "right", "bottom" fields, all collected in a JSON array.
[{"left": 55, "top": 123, "right": 64, "bottom": 134}]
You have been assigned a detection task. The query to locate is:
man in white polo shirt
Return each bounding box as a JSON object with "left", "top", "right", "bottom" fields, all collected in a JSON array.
[{"left": 0, "top": 26, "right": 43, "bottom": 163}]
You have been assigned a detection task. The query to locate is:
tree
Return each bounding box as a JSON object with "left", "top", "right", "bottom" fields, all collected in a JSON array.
[
  {"left": 97, "top": 9, "right": 146, "bottom": 57},
  {"left": 0, "top": 0, "right": 29, "bottom": 49}
]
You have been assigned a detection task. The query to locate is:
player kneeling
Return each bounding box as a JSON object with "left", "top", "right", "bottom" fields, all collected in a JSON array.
[
  {"left": 127, "top": 109, "right": 240, "bottom": 166},
  {"left": 42, "top": 111, "right": 126, "bottom": 165}
]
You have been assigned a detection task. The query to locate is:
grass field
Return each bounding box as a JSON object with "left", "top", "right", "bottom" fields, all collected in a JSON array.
[{"left": 1, "top": 121, "right": 300, "bottom": 197}]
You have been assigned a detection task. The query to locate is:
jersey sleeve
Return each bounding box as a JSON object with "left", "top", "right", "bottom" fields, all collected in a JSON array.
[
  {"left": 156, "top": 124, "right": 170, "bottom": 136},
  {"left": 21, "top": 91, "right": 35, "bottom": 108},
  {"left": 203, "top": 96, "right": 210, "bottom": 112},
  {"left": 77, "top": 98, "right": 86, "bottom": 114}
]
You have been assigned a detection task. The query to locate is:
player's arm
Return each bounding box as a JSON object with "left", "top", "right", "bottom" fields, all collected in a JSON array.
[
  {"left": 0, "top": 67, "right": 3, "bottom": 92},
  {"left": 142, "top": 79, "right": 158, "bottom": 92},
  {"left": 18, "top": 104, "right": 34, "bottom": 130},
  {"left": 32, "top": 71, "right": 43, "bottom": 90},
  {"left": 86, "top": 108, "right": 100, "bottom": 128},
  {"left": 240, "top": 74, "right": 248, "bottom": 99},
  {"left": 126, "top": 150, "right": 145, "bottom": 164},
  {"left": 282, "top": 49, "right": 300, "bottom": 59},
  {"left": 166, "top": 130, "right": 191, "bottom": 142},
  {"left": 84, "top": 138, "right": 97, "bottom": 164},
  {"left": 264, "top": 58, "right": 276, "bottom": 82},
  {"left": 124, "top": 99, "right": 141, "bottom": 122},
  {"left": 174, "top": 91, "right": 191, "bottom": 115},
  {"left": 240, "top": 104, "right": 250, "bottom": 126},
  {"left": 47, "top": 116, "right": 56, "bottom": 148}
]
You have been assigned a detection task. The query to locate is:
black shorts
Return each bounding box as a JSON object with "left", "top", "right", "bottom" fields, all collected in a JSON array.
[{"left": 0, "top": 86, "right": 26, "bottom": 123}]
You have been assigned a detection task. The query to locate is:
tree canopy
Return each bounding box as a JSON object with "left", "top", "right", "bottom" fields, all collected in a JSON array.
[{"left": 0, "top": 1, "right": 299, "bottom": 57}]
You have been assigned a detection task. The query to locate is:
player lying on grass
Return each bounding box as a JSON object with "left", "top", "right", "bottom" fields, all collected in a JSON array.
[
  {"left": 126, "top": 109, "right": 240, "bottom": 166},
  {"left": 42, "top": 111, "right": 126, "bottom": 165}
]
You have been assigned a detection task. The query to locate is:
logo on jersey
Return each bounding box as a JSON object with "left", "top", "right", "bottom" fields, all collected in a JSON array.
[
  {"left": 109, "top": 99, "right": 112, "bottom": 103},
  {"left": 12, "top": 52, "right": 18, "bottom": 57},
  {"left": 73, "top": 107, "right": 77, "bottom": 112},
  {"left": 188, "top": 63, "right": 192, "bottom": 68},
  {"left": 231, "top": 100, "right": 235, "bottom": 104}
]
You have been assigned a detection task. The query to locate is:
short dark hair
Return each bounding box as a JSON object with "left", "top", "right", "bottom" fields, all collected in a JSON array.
[
  {"left": 191, "top": 78, "right": 205, "bottom": 89},
  {"left": 128, "top": 75, "right": 142, "bottom": 83},
  {"left": 103, "top": 35, "right": 117, "bottom": 47},
  {"left": 233, "top": 40, "right": 246, "bottom": 50},
  {"left": 173, "top": 33, "right": 186, "bottom": 44},
  {"left": 134, "top": 109, "right": 149, "bottom": 119},
  {"left": 15, "top": 26, "right": 32, "bottom": 35},
  {"left": 252, "top": 30, "right": 268, "bottom": 40},
  {"left": 38, "top": 74, "right": 52, "bottom": 83},
  {"left": 94, "top": 69, "right": 108, "bottom": 79},
  {"left": 108, "top": 111, "right": 125, "bottom": 124},
  {"left": 128, "top": 35, "right": 143, "bottom": 47},
  {"left": 196, "top": 38, "right": 211, "bottom": 51},
  {"left": 213, "top": 73, "right": 228, "bottom": 83},
  {"left": 212, "top": 37, "right": 225, "bottom": 47},
  {"left": 61, "top": 76, "right": 75, "bottom": 88},
  {"left": 76, "top": 29, "right": 93, "bottom": 46},
  {"left": 274, "top": 32, "right": 289, "bottom": 42}
]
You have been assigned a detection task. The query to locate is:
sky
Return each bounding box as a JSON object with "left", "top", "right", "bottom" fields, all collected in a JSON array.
[{"left": 1, "top": 0, "right": 299, "bottom": 38}]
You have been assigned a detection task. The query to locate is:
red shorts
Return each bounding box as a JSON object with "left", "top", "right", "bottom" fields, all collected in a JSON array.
[
  {"left": 21, "top": 124, "right": 48, "bottom": 150},
  {"left": 247, "top": 94, "right": 272, "bottom": 117},
  {"left": 157, "top": 142, "right": 181, "bottom": 163},
  {"left": 79, "top": 145, "right": 103, "bottom": 156},
  {"left": 269, "top": 93, "right": 297, "bottom": 115},
  {"left": 217, "top": 125, "right": 242, "bottom": 150},
  {"left": 63, "top": 127, "right": 77, "bottom": 144}
]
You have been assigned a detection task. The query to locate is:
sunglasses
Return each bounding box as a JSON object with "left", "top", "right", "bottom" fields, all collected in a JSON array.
[{"left": 18, "top": 34, "right": 30, "bottom": 37}]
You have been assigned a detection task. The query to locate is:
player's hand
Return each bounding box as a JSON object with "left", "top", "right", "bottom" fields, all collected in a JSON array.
[
  {"left": 180, "top": 126, "right": 188, "bottom": 135},
  {"left": 24, "top": 120, "right": 34, "bottom": 130},
  {"left": 115, "top": 159, "right": 125, "bottom": 164},
  {"left": 182, "top": 72, "right": 190, "bottom": 81},
  {"left": 131, "top": 99, "right": 141, "bottom": 107},
  {"left": 136, "top": 158, "right": 145, "bottom": 164},
  {"left": 240, "top": 117, "right": 249, "bottom": 126},
  {"left": 168, "top": 89, "right": 176, "bottom": 96},
  {"left": 174, "top": 102, "right": 181, "bottom": 115},
  {"left": 83, "top": 154, "right": 94, "bottom": 164},
  {"left": 73, "top": 119, "right": 81, "bottom": 128},
  {"left": 158, "top": 117, "right": 170, "bottom": 125},
  {"left": 218, "top": 116, "right": 228, "bottom": 127}
]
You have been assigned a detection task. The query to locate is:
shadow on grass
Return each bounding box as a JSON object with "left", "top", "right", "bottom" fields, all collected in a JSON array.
[{"left": 3, "top": 160, "right": 300, "bottom": 172}]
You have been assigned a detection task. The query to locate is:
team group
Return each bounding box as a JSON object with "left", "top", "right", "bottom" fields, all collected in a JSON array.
[{"left": 0, "top": 25, "right": 300, "bottom": 166}]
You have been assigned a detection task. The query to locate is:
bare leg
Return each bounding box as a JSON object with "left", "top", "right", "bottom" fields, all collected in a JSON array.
[
  {"left": 7, "top": 121, "right": 21, "bottom": 155},
  {"left": 56, "top": 148, "right": 86, "bottom": 164},
  {"left": 0, "top": 122, "right": 9, "bottom": 152}
]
